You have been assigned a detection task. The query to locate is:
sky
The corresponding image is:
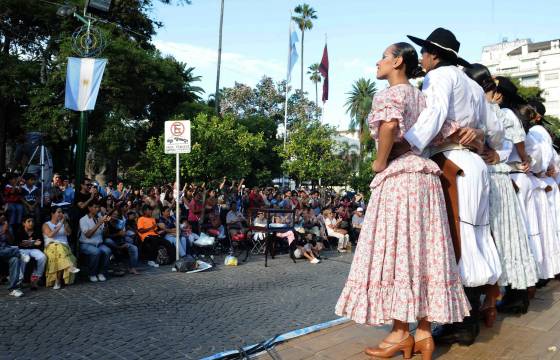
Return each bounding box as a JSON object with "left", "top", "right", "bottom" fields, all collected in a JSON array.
[{"left": 151, "top": 0, "right": 560, "bottom": 129}]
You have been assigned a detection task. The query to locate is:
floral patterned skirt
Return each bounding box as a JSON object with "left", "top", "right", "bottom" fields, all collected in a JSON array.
[
  {"left": 45, "top": 242, "right": 77, "bottom": 287},
  {"left": 335, "top": 158, "right": 470, "bottom": 326}
]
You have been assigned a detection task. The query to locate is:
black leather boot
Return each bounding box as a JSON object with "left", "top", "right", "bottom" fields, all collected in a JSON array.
[
  {"left": 433, "top": 286, "right": 481, "bottom": 346},
  {"left": 497, "top": 288, "right": 529, "bottom": 314}
]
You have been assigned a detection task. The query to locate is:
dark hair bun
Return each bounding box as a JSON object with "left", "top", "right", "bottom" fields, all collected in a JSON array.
[
  {"left": 392, "top": 42, "right": 423, "bottom": 79},
  {"left": 409, "top": 66, "right": 425, "bottom": 79}
]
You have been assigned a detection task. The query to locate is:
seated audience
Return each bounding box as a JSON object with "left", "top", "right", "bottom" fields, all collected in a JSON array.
[
  {"left": 79, "top": 203, "right": 112, "bottom": 282},
  {"left": 43, "top": 207, "right": 79, "bottom": 289},
  {"left": 158, "top": 206, "right": 189, "bottom": 257},
  {"left": 104, "top": 209, "right": 139, "bottom": 275},
  {"left": 137, "top": 205, "right": 175, "bottom": 267},
  {"left": 351, "top": 207, "right": 365, "bottom": 243},
  {"left": 323, "top": 209, "right": 350, "bottom": 253},
  {"left": 14, "top": 215, "right": 46, "bottom": 289}
]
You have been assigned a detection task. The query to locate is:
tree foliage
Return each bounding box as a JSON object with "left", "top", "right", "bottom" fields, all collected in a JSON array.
[
  {"left": 345, "top": 78, "right": 377, "bottom": 154},
  {"left": 127, "top": 113, "right": 265, "bottom": 187},
  {"left": 0, "top": 0, "right": 202, "bottom": 178},
  {"left": 278, "top": 119, "right": 350, "bottom": 186}
]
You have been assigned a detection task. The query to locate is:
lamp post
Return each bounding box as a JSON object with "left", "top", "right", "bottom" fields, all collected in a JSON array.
[{"left": 58, "top": 1, "right": 107, "bottom": 186}]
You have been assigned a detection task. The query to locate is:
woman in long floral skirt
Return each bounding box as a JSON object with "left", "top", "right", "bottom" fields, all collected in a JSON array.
[{"left": 335, "top": 42, "right": 470, "bottom": 360}]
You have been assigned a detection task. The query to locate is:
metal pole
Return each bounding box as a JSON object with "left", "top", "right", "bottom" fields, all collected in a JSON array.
[
  {"left": 215, "top": 0, "right": 225, "bottom": 115},
  {"left": 75, "top": 111, "right": 87, "bottom": 187},
  {"left": 40, "top": 145, "right": 45, "bottom": 208},
  {"left": 175, "top": 153, "right": 180, "bottom": 261}
]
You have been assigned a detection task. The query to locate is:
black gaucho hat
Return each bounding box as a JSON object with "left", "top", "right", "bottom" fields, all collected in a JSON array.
[{"left": 407, "top": 27, "right": 471, "bottom": 68}]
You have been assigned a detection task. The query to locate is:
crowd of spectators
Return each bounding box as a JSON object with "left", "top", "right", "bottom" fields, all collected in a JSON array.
[{"left": 0, "top": 172, "right": 366, "bottom": 297}]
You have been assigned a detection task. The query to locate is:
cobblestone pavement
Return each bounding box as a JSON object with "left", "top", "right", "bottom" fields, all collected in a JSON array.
[{"left": 0, "top": 251, "right": 353, "bottom": 360}]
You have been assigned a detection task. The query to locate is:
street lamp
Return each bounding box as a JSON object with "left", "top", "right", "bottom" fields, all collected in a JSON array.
[{"left": 57, "top": 1, "right": 108, "bottom": 186}]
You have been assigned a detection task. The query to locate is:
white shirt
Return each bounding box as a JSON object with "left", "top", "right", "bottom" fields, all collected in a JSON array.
[
  {"left": 526, "top": 125, "right": 555, "bottom": 173},
  {"left": 502, "top": 108, "right": 526, "bottom": 163},
  {"left": 404, "top": 66, "right": 479, "bottom": 154},
  {"left": 79, "top": 214, "right": 104, "bottom": 246},
  {"left": 484, "top": 103, "right": 512, "bottom": 162}
]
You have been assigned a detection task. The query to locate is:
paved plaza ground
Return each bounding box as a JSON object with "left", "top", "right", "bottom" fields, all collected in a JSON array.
[
  {"left": 258, "top": 281, "right": 560, "bottom": 360},
  {"left": 0, "top": 251, "right": 352, "bottom": 360}
]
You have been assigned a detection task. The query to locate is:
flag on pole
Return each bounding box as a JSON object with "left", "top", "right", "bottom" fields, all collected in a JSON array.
[
  {"left": 287, "top": 21, "right": 299, "bottom": 83},
  {"left": 65, "top": 57, "right": 107, "bottom": 111},
  {"left": 319, "top": 44, "right": 329, "bottom": 102}
]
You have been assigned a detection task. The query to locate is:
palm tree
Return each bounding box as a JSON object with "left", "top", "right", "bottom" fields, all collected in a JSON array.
[
  {"left": 345, "top": 78, "right": 377, "bottom": 155},
  {"left": 292, "top": 4, "right": 317, "bottom": 94},
  {"left": 307, "top": 63, "right": 321, "bottom": 106}
]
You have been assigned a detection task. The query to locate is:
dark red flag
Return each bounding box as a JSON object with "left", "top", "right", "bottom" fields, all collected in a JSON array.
[{"left": 319, "top": 44, "right": 329, "bottom": 102}]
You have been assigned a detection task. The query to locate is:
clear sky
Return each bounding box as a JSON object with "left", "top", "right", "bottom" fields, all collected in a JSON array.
[{"left": 152, "top": 0, "right": 560, "bottom": 129}]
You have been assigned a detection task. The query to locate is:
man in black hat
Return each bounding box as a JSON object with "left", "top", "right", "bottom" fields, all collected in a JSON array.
[{"left": 391, "top": 28, "right": 496, "bottom": 346}]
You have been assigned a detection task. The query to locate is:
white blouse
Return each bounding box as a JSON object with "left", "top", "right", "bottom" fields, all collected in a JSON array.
[
  {"left": 404, "top": 66, "right": 480, "bottom": 154},
  {"left": 502, "top": 108, "right": 526, "bottom": 163}
]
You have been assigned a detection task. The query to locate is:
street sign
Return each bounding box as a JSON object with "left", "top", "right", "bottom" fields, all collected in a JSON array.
[{"left": 164, "top": 120, "right": 191, "bottom": 154}]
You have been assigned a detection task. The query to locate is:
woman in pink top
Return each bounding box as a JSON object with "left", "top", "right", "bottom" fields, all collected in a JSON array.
[{"left": 335, "top": 43, "right": 470, "bottom": 359}]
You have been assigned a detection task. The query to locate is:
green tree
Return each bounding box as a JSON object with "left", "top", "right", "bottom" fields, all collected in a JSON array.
[
  {"left": 345, "top": 78, "right": 377, "bottom": 155},
  {"left": 292, "top": 4, "right": 317, "bottom": 93},
  {"left": 0, "top": 0, "right": 202, "bottom": 178},
  {"left": 307, "top": 63, "right": 321, "bottom": 107},
  {"left": 129, "top": 113, "right": 265, "bottom": 186},
  {"left": 278, "top": 119, "right": 349, "bottom": 186}
]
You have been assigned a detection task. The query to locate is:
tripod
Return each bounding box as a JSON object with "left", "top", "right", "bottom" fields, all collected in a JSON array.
[{"left": 22, "top": 143, "right": 52, "bottom": 209}]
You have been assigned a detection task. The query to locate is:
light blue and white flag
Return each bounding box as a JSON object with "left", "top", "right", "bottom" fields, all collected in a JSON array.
[
  {"left": 287, "top": 21, "right": 299, "bottom": 82},
  {"left": 64, "top": 57, "right": 107, "bottom": 111}
]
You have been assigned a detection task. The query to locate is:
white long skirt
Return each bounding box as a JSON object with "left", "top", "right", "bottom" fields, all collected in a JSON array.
[
  {"left": 532, "top": 176, "right": 560, "bottom": 278},
  {"left": 511, "top": 173, "right": 543, "bottom": 268},
  {"left": 488, "top": 165, "right": 538, "bottom": 289},
  {"left": 444, "top": 150, "right": 502, "bottom": 287}
]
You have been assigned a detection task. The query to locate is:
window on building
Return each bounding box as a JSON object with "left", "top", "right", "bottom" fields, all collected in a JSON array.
[
  {"left": 544, "top": 73, "right": 559, "bottom": 81},
  {"left": 520, "top": 75, "right": 539, "bottom": 87}
]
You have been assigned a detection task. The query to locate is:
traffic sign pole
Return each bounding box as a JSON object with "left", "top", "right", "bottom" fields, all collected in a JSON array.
[
  {"left": 175, "top": 153, "right": 180, "bottom": 261},
  {"left": 164, "top": 120, "right": 191, "bottom": 263}
]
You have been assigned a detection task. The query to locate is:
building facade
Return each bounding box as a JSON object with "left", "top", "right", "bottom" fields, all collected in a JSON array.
[{"left": 481, "top": 39, "right": 560, "bottom": 117}]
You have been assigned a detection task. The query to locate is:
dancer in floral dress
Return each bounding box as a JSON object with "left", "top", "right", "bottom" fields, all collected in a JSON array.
[{"left": 335, "top": 42, "right": 470, "bottom": 360}]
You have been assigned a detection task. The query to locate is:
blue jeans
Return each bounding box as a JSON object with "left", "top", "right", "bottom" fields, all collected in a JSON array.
[
  {"left": 80, "top": 243, "right": 112, "bottom": 276},
  {"left": 164, "top": 234, "right": 189, "bottom": 257},
  {"left": 7, "top": 203, "right": 24, "bottom": 232},
  {"left": 20, "top": 248, "right": 46, "bottom": 277},
  {"left": 104, "top": 238, "right": 138, "bottom": 268},
  {"left": 0, "top": 246, "right": 21, "bottom": 290}
]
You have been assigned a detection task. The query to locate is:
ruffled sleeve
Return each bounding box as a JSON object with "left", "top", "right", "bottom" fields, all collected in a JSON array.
[{"left": 368, "top": 88, "right": 405, "bottom": 141}]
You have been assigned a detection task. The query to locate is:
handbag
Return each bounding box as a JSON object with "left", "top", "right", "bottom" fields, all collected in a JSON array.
[{"left": 174, "top": 255, "right": 198, "bottom": 272}]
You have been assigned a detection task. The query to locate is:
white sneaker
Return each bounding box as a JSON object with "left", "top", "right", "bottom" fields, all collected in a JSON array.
[
  {"left": 20, "top": 253, "right": 31, "bottom": 263},
  {"left": 310, "top": 258, "right": 320, "bottom": 264},
  {"left": 147, "top": 261, "right": 159, "bottom": 268},
  {"left": 69, "top": 267, "right": 80, "bottom": 274},
  {"left": 53, "top": 281, "right": 61, "bottom": 290},
  {"left": 97, "top": 274, "right": 106, "bottom": 282},
  {"left": 337, "top": 249, "right": 347, "bottom": 253},
  {"left": 9, "top": 289, "right": 24, "bottom": 297},
  {"left": 89, "top": 275, "right": 98, "bottom": 283}
]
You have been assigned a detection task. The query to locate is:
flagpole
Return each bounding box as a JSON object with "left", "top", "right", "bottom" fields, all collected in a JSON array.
[
  {"left": 320, "top": 33, "right": 327, "bottom": 124},
  {"left": 283, "top": 14, "right": 292, "bottom": 188}
]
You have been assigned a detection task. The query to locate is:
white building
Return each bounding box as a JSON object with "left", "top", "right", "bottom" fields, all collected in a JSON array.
[{"left": 480, "top": 38, "right": 560, "bottom": 117}]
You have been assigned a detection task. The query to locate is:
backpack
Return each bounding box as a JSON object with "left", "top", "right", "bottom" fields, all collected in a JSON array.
[
  {"left": 156, "top": 246, "right": 171, "bottom": 265},
  {"left": 174, "top": 255, "right": 198, "bottom": 272}
]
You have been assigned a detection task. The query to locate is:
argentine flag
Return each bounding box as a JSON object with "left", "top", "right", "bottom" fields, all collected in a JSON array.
[
  {"left": 287, "top": 22, "right": 299, "bottom": 83},
  {"left": 64, "top": 57, "right": 107, "bottom": 111}
]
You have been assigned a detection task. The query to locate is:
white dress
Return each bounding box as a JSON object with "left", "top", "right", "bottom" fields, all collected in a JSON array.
[
  {"left": 484, "top": 103, "right": 538, "bottom": 289},
  {"left": 526, "top": 125, "right": 560, "bottom": 278},
  {"left": 405, "top": 67, "right": 502, "bottom": 287}
]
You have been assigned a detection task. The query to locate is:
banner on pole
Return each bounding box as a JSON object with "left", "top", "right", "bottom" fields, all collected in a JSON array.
[
  {"left": 165, "top": 120, "right": 191, "bottom": 154},
  {"left": 65, "top": 57, "right": 107, "bottom": 111}
]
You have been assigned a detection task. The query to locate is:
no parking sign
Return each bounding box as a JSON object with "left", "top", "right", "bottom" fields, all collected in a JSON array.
[{"left": 164, "top": 120, "right": 191, "bottom": 154}]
